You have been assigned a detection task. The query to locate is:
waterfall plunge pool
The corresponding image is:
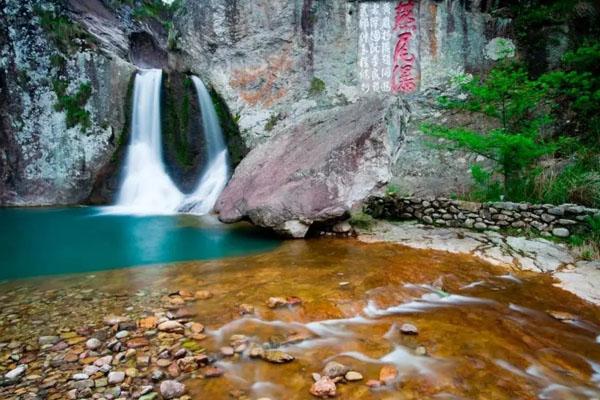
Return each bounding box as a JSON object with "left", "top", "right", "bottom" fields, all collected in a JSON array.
[{"left": 0, "top": 207, "right": 280, "bottom": 280}]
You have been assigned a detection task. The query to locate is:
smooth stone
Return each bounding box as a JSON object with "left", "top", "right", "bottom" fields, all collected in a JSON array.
[
  {"left": 108, "top": 371, "right": 125, "bottom": 384},
  {"left": 263, "top": 349, "right": 294, "bottom": 364},
  {"left": 203, "top": 366, "right": 224, "bottom": 378},
  {"left": 345, "top": 371, "right": 363, "bottom": 381},
  {"left": 95, "top": 377, "right": 108, "bottom": 387},
  {"left": 125, "top": 367, "right": 138, "bottom": 378},
  {"left": 220, "top": 346, "right": 234, "bottom": 357},
  {"left": 194, "top": 290, "right": 213, "bottom": 300},
  {"left": 552, "top": 227, "right": 570, "bottom": 238},
  {"left": 115, "top": 331, "right": 129, "bottom": 339},
  {"left": 38, "top": 336, "right": 60, "bottom": 346},
  {"left": 104, "top": 316, "right": 130, "bottom": 326},
  {"left": 322, "top": 361, "right": 349, "bottom": 378},
  {"left": 72, "top": 373, "right": 89, "bottom": 381},
  {"left": 151, "top": 369, "right": 165, "bottom": 381},
  {"left": 158, "top": 321, "right": 184, "bottom": 333},
  {"left": 415, "top": 346, "right": 428, "bottom": 356},
  {"left": 160, "top": 380, "right": 186, "bottom": 399},
  {"left": 139, "top": 394, "right": 158, "bottom": 400},
  {"left": 5, "top": 365, "right": 27, "bottom": 380},
  {"left": 83, "top": 366, "right": 99, "bottom": 375},
  {"left": 399, "top": 323, "right": 418, "bottom": 335},
  {"left": 85, "top": 338, "right": 102, "bottom": 350}
]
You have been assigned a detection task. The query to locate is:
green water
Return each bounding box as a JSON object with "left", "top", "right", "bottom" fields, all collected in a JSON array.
[{"left": 0, "top": 207, "right": 280, "bottom": 280}]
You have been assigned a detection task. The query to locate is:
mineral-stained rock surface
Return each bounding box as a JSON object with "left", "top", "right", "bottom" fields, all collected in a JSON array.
[{"left": 215, "top": 96, "right": 405, "bottom": 237}]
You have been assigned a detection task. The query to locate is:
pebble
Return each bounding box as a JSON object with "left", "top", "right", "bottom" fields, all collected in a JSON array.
[
  {"left": 263, "top": 349, "right": 295, "bottom": 364},
  {"left": 72, "top": 373, "right": 89, "bottom": 381},
  {"left": 125, "top": 367, "right": 139, "bottom": 378},
  {"left": 415, "top": 345, "right": 427, "bottom": 356},
  {"left": 310, "top": 376, "right": 336, "bottom": 398},
  {"left": 267, "top": 297, "right": 288, "bottom": 308},
  {"left": 38, "top": 336, "right": 60, "bottom": 346},
  {"left": 83, "top": 365, "right": 99, "bottom": 375},
  {"left": 239, "top": 304, "right": 255, "bottom": 315},
  {"left": 115, "top": 330, "right": 129, "bottom": 339},
  {"left": 220, "top": 346, "right": 234, "bottom": 356},
  {"left": 158, "top": 321, "right": 184, "bottom": 333},
  {"left": 322, "top": 361, "right": 349, "bottom": 378},
  {"left": 85, "top": 338, "right": 102, "bottom": 350},
  {"left": 5, "top": 365, "right": 27, "bottom": 380},
  {"left": 400, "top": 323, "right": 418, "bottom": 335},
  {"left": 160, "top": 380, "right": 186, "bottom": 399},
  {"left": 344, "top": 371, "right": 363, "bottom": 381},
  {"left": 203, "top": 366, "right": 224, "bottom": 378},
  {"left": 108, "top": 371, "right": 125, "bottom": 384}
]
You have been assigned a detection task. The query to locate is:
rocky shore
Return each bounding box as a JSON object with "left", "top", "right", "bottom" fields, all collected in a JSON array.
[{"left": 357, "top": 220, "right": 600, "bottom": 305}]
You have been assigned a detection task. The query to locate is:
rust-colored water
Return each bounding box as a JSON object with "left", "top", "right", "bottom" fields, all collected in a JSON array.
[{"left": 1, "top": 239, "right": 600, "bottom": 399}]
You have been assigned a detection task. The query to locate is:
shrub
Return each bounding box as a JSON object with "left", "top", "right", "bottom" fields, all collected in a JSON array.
[
  {"left": 265, "top": 113, "right": 280, "bottom": 132},
  {"left": 349, "top": 212, "right": 375, "bottom": 231},
  {"left": 53, "top": 80, "right": 93, "bottom": 130},
  {"left": 35, "top": 7, "right": 90, "bottom": 54},
  {"left": 309, "top": 77, "right": 326, "bottom": 96}
]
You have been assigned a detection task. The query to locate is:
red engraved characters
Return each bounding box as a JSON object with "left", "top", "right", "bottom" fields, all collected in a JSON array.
[{"left": 391, "top": 0, "right": 417, "bottom": 94}]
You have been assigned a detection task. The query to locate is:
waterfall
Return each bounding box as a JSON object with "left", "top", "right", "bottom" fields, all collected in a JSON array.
[
  {"left": 178, "top": 76, "right": 230, "bottom": 214},
  {"left": 114, "top": 69, "right": 184, "bottom": 214},
  {"left": 113, "top": 70, "right": 229, "bottom": 216}
]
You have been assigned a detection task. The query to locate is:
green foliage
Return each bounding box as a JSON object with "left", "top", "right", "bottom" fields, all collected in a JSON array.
[
  {"left": 265, "top": 113, "right": 280, "bottom": 132},
  {"left": 163, "top": 75, "right": 193, "bottom": 167},
  {"left": 541, "top": 43, "right": 600, "bottom": 148},
  {"left": 349, "top": 211, "right": 375, "bottom": 231},
  {"left": 53, "top": 80, "right": 93, "bottom": 131},
  {"left": 35, "top": 7, "right": 90, "bottom": 54},
  {"left": 423, "top": 62, "right": 561, "bottom": 201},
  {"left": 131, "top": 0, "right": 182, "bottom": 31},
  {"left": 569, "top": 215, "right": 600, "bottom": 260},
  {"left": 309, "top": 77, "right": 326, "bottom": 96},
  {"left": 208, "top": 86, "right": 247, "bottom": 165}
]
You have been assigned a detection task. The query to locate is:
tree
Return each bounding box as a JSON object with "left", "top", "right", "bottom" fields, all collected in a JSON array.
[{"left": 422, "top": 62, "right": 561, "bottom": 201}]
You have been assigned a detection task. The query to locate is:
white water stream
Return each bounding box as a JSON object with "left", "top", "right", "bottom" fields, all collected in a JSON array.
[{"left": 114, "top": 69, "right": 229, "bottom": 215}]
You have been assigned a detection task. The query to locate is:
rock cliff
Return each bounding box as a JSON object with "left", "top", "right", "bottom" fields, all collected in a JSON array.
[{"left": 1, "top": 0, "right": 514, "bottom": 218}]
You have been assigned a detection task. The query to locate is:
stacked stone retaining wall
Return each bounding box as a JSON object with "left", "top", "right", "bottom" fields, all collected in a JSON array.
[{"left": 364, "top": 195, "right": 600, "bottom": 238}]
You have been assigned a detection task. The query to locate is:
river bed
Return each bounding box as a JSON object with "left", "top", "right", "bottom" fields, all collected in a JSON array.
[{"left": 1, "top": 238, "right": 599, "bottom": 399}]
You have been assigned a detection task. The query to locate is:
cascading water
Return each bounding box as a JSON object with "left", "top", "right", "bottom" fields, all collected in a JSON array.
[
  {"left": 114, "top": 69, "right": 229, "bottom": 215},
  {"left": 179, "top": 76, "right": 230, "bottom": 214},
  {"left": 114, "top": 69, "right": 184, "bottom": 214}
]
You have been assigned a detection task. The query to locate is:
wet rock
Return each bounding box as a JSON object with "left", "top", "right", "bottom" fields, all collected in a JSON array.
[
  {"left": 548, "top": 310, "right": 578, "bottom": 321},
  {"left": 38, "top": 336, "right": 60, "bottom": 346},
  {"left": 332, "top": 221, "right": 352, "bottom": 234},
  {"left": 322, "top": 361, "right": 349, "bottom": 378},
  {"left": 158, "top": 321, "right": 184, "bottom": 333},
  {"left": 126, "top": 367, "right": 139, "bottom": 378},
  {"left": 345, "top": 371, "right": 363, "bottom": 381},
  {"left": 5, "top": 365, "right": 27, "bottom": 380},
  {"left": 220, "top": 346, "right": 234, "bottom": 357},
  {"left": 72, "top": 373, "right": 89, "bottom": 381},
  {"left": 379, "top": 365, "right": 398, "bottom": 384},
  {"left": 399, "top": 323, "right": 418, "bottom": 335},
  {"left": 194, "top": 290, "right": 213, "bottom": 300},
  {"left": 151, "top": 369, "right": 164, "bottom": 381},
  {"left": 137, "top": 355, "right": 150, "bottom": 367},
  {"left": 366, "top": 379, "right": 382, "bottom": 388},
  {"left": 267, "top": 297, "right": 288, "bottom": 309},
  {"left": 169, "top": 307, "right": 196, "bottom": 320},
  {"left": 263, "top": 349, "right": 294, "bottom": 364},
  {"left": 177, "top": 357, "right": 199, "bottom": 373},
  {"left": 108, "top": 371, "right": 125, "bottom": 384},
  {"left": 94, "top": 377, "right": 108, "bottom": 387},
  {"left": 239, "top": 304, "right": 255, "bottom": 315},
  {"left": 310, "top": 376, "right": 336, "bottom": 398},
  {"left": 248, "top": 343, "right": 265, "bottom": 358},
  {"left": 415, "top": 346, "right": 428, "bottom": 356},
  {"left": 127, "top": 337, "right": 150, "bottom": 349},
  {"left": 104, "top": 316, "right": 130, "bottom": 326},
  {"left": 203, "top": 366, "right": 224, "bottom": 378},
  {"left": 85, "top": 338, "right": 102, "bottom": 350},
  {"left": 115, "top": 330, "right": 129, "bottom": 339},
  {"left": 138, "top": 316, "right": 158, "bottom": 329},
  {"left": 160, "top": 380, "right": 186, "bottom": 399},
  {"left": 83, "top": 366, "right": 99, "bottom": 375},
  {"left": 167, "top": 362, "right": 180, "bottom": 378},
  {"left": 189, "top": 322, "right": 204, "bottom": 334}
]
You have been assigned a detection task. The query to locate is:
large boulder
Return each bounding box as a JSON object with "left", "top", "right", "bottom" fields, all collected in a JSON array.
[{"left": 215, "top": 96, "right": 405, "bottom": 237}]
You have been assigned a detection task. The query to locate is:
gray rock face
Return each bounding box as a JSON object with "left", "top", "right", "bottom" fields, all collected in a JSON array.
[
  {"left": 0, "top": 1, "right": 135, "bottom": 206},
  {"left": 215, "top": 97, "right": 403, "bottom": 237}
]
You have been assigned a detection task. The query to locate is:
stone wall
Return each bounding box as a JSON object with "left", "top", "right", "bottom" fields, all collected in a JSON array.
[{"left": 364, "top": 195, "right": 600, "bottom": 238}]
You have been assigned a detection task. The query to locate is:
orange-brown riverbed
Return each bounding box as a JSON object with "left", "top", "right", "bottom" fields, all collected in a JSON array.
[{"left": 1, "top": 239, "right": 599, "bottom": 399}]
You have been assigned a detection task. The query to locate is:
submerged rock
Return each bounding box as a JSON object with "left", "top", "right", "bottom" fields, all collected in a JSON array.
[
  {"left": 160, "top": 380, "right": 186, "bottom": 399},
  {"left": 322, "top": 361, "right": 349, "bottom": 378},
  {"left": 379, "top": 365, "right": 398, "bottom": 385},
  {"left": 345, "top": 371, "right": 363, "bottom": 381},
  {"left": 310, "top": 376, "right": 337, "bottom": 398},
  {"left": 215, "top": 97, "right": 402, "bottom": 237}
]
